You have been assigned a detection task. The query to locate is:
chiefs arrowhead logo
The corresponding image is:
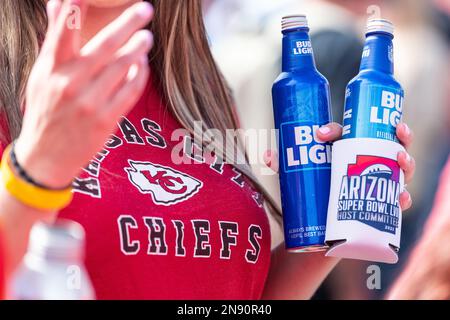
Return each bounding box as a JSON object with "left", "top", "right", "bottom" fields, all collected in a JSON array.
[{"left": 125, "top": 160, "right": 203, "bottom": 206}]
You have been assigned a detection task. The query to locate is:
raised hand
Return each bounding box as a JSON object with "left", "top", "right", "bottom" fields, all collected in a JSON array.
[{"left": 15, "top": 0, "right": 154, "bottom": 189}]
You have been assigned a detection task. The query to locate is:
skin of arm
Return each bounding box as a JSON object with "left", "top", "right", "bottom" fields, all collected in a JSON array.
[
  {"left": 262, "top": 245, "right": 340, "bottom": 299},
  {"left": 0, "top": 187, "right": 56, "bottom": 278},
  {"left": 387, "top": 157, "right": 450, "bottom": 300}
]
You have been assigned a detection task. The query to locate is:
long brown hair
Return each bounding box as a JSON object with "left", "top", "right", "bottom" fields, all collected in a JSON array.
[
  {"left": 0, "top": 0, "right": 281, "bottom": 218},
  {"left": 0, "top": 0, "right": 47, "bottom": 140}
]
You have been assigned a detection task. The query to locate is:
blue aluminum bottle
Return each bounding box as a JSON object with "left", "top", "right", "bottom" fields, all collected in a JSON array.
[
  {"left": 272, "top": 15, "right": 332, "bottom": 252},
  {"left": 342, "top": 19, "right": 404, "bottom": 142}
]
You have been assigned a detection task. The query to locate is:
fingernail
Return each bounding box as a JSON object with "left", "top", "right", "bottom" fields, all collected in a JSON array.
[
  {"left": 140, "top": 30, "right": 153, "bottom": 48},
  {"left": 318, "top": 126, "right": 331, "bottom": 135},
  {"left": 137, "top": 2, "right": 153, "bottom": 19},
  {"left": 47, "top": 0, "right": 58, "bottom": 11},
  {"left": 403, "top": 123, "right": 411, "bottom": 136}
]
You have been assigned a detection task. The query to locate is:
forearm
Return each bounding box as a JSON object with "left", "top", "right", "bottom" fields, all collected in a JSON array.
[
  {"left": 0, "top": 185, "right": 56, "bottom": 279},
  {"left": 262, "top": 244, "right": 340, "bottom": 300},
  {"left": 388, "top": 159, "right": 450, "bottom": 300},
  {"left": 387, "top": 219, "right": 450, "bottom": 300}
]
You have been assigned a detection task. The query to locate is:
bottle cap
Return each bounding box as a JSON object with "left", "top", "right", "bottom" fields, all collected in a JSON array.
[
  {"left": 282, "top": 15, "right": 308, "bottom": 31},
  {"left": 366, "top": 19, "right": 394, "bottom": 35}
]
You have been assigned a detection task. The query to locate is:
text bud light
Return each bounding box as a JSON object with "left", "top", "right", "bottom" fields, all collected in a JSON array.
[
  {"left": 272, "top": 15, "right": 333, "bottom": 252},
  {"left": 324, "top": 19, "right": 406, "bottom": 264},
  {"left": 283, "top": 124, "right": 332, "bottom": 169},
  {"left": 369, "top": 90, "right": 403, "bottom": 127},
  {"left": 293, "top": 40, "right": 313, "bottom": 55}
]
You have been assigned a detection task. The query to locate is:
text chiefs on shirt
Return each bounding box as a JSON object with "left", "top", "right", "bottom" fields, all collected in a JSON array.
[{"left": 118, "top": 216, "right": 263, "bottom": 263}]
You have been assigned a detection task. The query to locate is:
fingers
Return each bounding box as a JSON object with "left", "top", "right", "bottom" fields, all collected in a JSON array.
[
  {"left": 316, "top": 122, "right": 343, "bottom": 142},
  {"left": 80, "top": 2, "right": 153, "bottom": 74},
  {"left": 41, "top": 0, "right": 64, "bottom": 54},
  {"left": 84, "top": 30, "right": 153, "bottom": 105},
  {"left": 46, "top": 0, "right": 62, "bottom": 31},
  {"left": 397, "top": 123, "right": 414, "bottom": 210},
  {"left": 104, "top": 58, "right": 150, "bottom": 120},
  {"left": 263, "top": 122, "right": 342, "bottom": 173},
  {"left": 398, "top": 151, "right": 415, "bottom": 183},
  {"left": 396, "top": 123, "right": 413, "bottom": 149},
  {"left": 263, "top": 150, "right": 279, "bottom": 173},
  {"left": 400, "top": 190, "right": 412, "bottom": 211},
  {"left": 47, "top": 0, "right": 88, "bottom": 63}
]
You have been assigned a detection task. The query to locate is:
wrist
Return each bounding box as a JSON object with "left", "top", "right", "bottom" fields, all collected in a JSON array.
[
  {"left": 1, "top": 144, "right": 73, "bottom": 211},
  {"left": 14, "top": 139, "right": 74, "bottom": 189}
]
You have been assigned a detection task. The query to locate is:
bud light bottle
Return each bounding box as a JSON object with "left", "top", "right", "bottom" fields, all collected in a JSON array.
[
  {"left": 9, "top": 220, "right": 95, "bottom": 300},
  {"left": 342, "top": 19, "right": 403, "bottom": 142},
  {"left": 325, "top": 19, "right": 405, "bottom": 263},
  {"left": 272, "top": 15, "right": 332, "bottom": 252}
]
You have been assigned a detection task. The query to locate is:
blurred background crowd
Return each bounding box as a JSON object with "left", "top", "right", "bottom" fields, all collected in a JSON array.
[{"left": 202, "top": 0, "right": 450, "bottom": 299}]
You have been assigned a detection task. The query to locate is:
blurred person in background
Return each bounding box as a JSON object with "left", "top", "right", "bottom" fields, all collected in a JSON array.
[
  {"left": 431, "top": 0, "right": 450, "bottom": 136},
  {"left": 204, "top": 0, "right": 449, "bottom": 299},
  {"left": 433, "top": 0, "right": 450, "bottom": 43},
  {"left": 388, "top": 156, "right": 450, "bottom": 300}
]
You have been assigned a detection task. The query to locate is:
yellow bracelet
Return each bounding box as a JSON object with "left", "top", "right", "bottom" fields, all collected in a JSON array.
[{"left": 0, "top": 144, "right": 73, "bottom": 211}]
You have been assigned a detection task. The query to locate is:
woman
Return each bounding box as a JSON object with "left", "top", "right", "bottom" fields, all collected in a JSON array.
[{"left": 0, "top": 0, "right": 415, "bottom": 299}]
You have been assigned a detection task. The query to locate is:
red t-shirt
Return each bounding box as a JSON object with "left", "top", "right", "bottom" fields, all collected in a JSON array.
[
  {"left": 54, "top": 82, "right": 272, "bottom": 299},
  {"left": 0, "top": 229, "right": 4, "bottom": 300}
]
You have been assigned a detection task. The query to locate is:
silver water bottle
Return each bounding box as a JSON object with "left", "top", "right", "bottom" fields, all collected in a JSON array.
[{"left": 9, "top": 219, "right": 95, "bottom": 300}]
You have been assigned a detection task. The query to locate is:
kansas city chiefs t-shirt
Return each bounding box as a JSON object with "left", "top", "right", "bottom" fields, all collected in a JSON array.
[{"left": 52, "top": 80, "right": 272, "bottom": 299}]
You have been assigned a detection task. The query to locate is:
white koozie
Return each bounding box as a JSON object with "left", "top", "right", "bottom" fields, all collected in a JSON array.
[{"left": 325, "top": 138, "right": 405, "bottom": 264}]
